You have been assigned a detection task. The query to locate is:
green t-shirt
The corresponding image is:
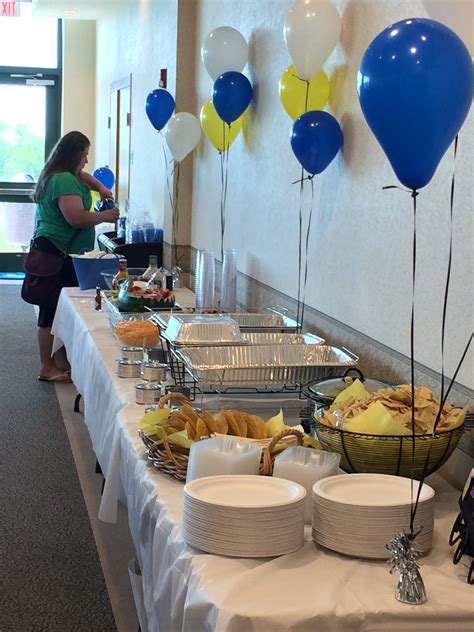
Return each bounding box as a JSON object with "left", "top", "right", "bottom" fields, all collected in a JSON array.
[{"left": 35, "top": 172, "right": 94, "bottom": 254}]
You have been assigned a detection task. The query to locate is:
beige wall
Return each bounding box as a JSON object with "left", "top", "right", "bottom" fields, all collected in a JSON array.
[
  {"left": 92, "top": 0, "right": 473, "bottom": 390},
  {"left": 95, "top": 0, "right": 178, "bottom": 232},
  {"left": 62, "top": 20, "right": 96, "bottom": 167}
]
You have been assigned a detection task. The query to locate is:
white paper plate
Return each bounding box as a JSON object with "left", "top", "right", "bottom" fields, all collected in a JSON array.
[
  {"left": 185, "top": 475, "right": 306, "bottom": 509},
  {"left": 313, "top": 473, "right": 434, "bottom": 507}
]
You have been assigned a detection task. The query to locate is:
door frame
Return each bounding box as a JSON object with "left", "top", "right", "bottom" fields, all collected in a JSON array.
[{"left": 110, "top": 74, "right": 132, "bottom": 205}]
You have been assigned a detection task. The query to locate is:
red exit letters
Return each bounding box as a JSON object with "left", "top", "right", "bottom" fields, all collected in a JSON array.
[{"left": 1, "top": 2, "right": 19, "bottom": 17}]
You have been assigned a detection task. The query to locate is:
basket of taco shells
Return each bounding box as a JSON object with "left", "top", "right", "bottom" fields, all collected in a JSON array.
[{"left": 138, "top": 392, "right": 320, "bottom": 481}]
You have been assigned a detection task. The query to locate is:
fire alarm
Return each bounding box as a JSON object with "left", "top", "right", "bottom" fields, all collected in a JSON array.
[{"left": 159, "top": 69, "right": 167, "bottom": 89}]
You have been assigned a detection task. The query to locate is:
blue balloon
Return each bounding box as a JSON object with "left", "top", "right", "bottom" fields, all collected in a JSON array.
[
  {"left": 213, "top": 71, "right": 253, "bottom": 124},
  {"left": 290, "top": 111, "right": 343, "bottom": 176},
  {"left": 146, "top": 89, "right": 175, "bottom": 131},
  {"left": 357, "top": 18, "right": 472, "bottom": 190},
  {"left": 93, "top": 166, "right": 115, "bottom": 189}
]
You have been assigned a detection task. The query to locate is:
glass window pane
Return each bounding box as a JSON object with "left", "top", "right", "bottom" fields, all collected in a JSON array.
[
  {"left": 0, "top": 3, "right": 58, "bottom": 68},
  {"left": 0, "top": 84, "right": 46, "bottom": 182},
  {"left": 0, "top": 200, "right": 36, "bottom": 253}
]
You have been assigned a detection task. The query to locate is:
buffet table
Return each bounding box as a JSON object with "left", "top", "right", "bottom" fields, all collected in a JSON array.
[{"left": 51, "top": 288, "right": 474, "bottom": 631}]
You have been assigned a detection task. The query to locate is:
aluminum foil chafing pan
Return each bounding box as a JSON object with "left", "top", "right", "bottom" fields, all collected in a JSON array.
[
  {"left": 163, "top": 314, "right": 247, "bottom": 347},
  {"left": 152, "top": 311, "right": 300, "bottom": 332},
  {"left": 225, "top": 313, "right": 299, "bottom": 332},
  {"left": 175, "top": 345, "right": 358, "bottom": 386},
  {"left": 242, "top": 332, "right": 325, "bottom": 345}
]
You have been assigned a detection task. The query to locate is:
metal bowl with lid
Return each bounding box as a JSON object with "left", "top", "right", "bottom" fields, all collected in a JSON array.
[{"left": 302, "top": 368, "right": 394, "bottom": 410}]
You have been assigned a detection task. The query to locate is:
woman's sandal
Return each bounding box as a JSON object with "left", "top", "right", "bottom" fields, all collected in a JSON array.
[{"left": 38, "top": 373, "right": 72, "bottom": 383}]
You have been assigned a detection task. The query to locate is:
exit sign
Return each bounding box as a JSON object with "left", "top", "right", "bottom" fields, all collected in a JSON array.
[{"left": 1, "top": 2, "right": 20, "bottom": 17}]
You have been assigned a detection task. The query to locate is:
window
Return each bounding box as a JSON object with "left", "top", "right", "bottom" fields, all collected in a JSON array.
[{"left": 0, "top": 3, "right": 61, "bottom": 271}]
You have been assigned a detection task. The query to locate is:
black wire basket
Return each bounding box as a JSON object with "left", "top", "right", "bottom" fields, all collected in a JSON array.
[{"left": 314, "top": 416, "right": 465, "bottom": 479}]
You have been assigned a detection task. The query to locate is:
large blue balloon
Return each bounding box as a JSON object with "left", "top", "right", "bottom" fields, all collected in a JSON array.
[
  {"left": 358, "top": 18, "right": 472, "bottom": 190},
  {"left": 290, "top": 111, "right": 343, "bottom": 176},
  {"left": 213, "top": 71, "right": 253, "bottom": 124},
  {"left": 93, "top": 166, "right": 115, "bottom": 189},
  {"left": 146, "top": 89, "right": 175, "bottom": 131}
]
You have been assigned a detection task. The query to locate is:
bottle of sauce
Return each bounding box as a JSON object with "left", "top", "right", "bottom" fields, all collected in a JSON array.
[
  {"left": 141, "top": 255, "right": 159, "bottom": 281},
  {"left": 95, "top": 286, "right": 102, "bottom": 311},
  {"left": 113, "top": 258, "right": 131, "bottom": 290}
]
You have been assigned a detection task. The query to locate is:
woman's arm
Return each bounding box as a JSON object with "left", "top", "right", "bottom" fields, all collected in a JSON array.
[
  {"left": 58, "top": 194, "right": 119, "bottom": 228},
  {"left": 80, "top": 171, "right": 113, "bottom": 199}
]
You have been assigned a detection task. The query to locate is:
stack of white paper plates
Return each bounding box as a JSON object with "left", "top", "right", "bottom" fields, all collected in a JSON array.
[
  {"left": 183, "top": 475, "right": 306, "bottom": 557},
  {"left": 312, "top": 473, "right": 435, "bottom": 559}
]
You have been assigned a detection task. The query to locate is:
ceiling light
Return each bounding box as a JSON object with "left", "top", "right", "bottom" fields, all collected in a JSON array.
[{"left": 63, "top": 8, "right": 78, "bottom": 15}]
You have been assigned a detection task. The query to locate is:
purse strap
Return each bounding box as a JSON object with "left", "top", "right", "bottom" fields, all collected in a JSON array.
[{"left": 63, "top": 229, "right": 82, "bottom": 255}]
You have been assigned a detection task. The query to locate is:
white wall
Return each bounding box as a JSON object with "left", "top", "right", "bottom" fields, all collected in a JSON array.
[
  {"left": 62, "top": 20, "right": 96, "bottom": 167},
  {"left": 92, "top": 0, "right": 473, "bottom": 389},
  {"left": 191, "top": 0, "right": 473, "bottom": 389}
]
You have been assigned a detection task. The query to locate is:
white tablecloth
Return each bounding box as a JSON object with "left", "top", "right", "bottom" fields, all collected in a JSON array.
[{"left": 51, "top": 288, "right": 474, "bottom": 631}]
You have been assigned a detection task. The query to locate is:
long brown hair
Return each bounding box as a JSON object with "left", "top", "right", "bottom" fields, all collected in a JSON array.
[{"left": 33, "top": 131, "right": 90, "bottom": 202}]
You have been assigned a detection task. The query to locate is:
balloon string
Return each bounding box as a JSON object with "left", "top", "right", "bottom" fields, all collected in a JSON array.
[
  {"left": 439, "top": 135, "right": 458, "bottom": 413},
  {"left": 219, "top": 148, "right": 225, "bottom": 262},
  {"left": 411, "top": 136, "right": 469, "bottom": 525},
  {"left": 292, "top": 174, "right": 314, "bottom": 185},
  {"left": 296, "top": 168, "right": 304, "bottom": 332},
  {"left": 300, "top": 177, "right": 315, "bottom": 331},
  {"left": 383, "top": 184, "right": 418, "bottom": 532},
  {"left": 219, "top": 121, "right": 231, "bottom": 262},
  {"left": 172, "top": 161, "right": 181, "bottom": 268},
  {"left": 304, "top": 81, "right": 310, "bottom": 113},
  {"left": 223, "top": 123, "right": 230, "bottom": 253},
  {"left": 160, "top": 132, "right": 174, "bottom": 215},
  {"left": 410, "top": 333, "right": 473, "bottom": 528},
  {"left": 409, "top": 188, "right": 418, "bottom": 536}
]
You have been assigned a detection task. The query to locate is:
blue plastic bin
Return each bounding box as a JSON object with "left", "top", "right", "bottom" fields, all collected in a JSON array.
[{"left": 72, "top": 256, "right": 119, "bottom": 290}]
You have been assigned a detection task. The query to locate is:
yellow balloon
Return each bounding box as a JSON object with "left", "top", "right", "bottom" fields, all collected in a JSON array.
[
  {"left": 200, "top": 99, "right": 243, "bottom": 152},
  {"left": 278, "top": 65, "right": 330, "bottom": 120}
]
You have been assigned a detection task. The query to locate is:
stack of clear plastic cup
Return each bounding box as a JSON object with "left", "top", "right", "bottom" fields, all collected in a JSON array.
[
  {"left": 186, "top": 437, "right": 263, "bottom": 483},
  {"left": 195, "top": 249, "right": 215, "bottom": 311},
  {"left": 220, "top": 248, "right": 237, "bottom": 313},
  {"left": 273, "top": 447, "right": 340, "bottom": 524}
]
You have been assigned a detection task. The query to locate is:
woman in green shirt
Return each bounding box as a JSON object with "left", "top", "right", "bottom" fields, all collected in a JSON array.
[{"left": 32, "top": 131, "right": 119, "bottom": 382}]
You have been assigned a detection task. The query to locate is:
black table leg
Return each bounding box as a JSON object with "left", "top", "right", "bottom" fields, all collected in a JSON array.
[{"left": 74, "top": 393, "right": 82, "bottom": 412}]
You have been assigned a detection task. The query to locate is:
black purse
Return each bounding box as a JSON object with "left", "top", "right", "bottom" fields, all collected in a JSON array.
[{"left": 21, "top": 232, "right": 80, "bottom": 308}]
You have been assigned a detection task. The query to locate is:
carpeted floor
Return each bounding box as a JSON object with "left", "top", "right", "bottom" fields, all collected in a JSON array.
[{"left": 0, "top": 285, "right": 117, "bottom": 631}]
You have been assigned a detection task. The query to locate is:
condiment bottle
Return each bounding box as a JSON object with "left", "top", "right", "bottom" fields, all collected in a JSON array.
[
  {"left": 95, "top": 286, "right": 102, "bottom": 311},
  {"left": 113, "top": 258, "right": 131, "bottom": 290},
  {"left": 141, "top": 255, "right": 159, "bottom": 281}
]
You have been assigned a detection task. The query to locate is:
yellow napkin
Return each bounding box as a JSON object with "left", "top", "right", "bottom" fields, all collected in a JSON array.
[
  {"left": 167, "top": 430, "right": 193, "bottom": 449},
  {"left": 331, "top": 378, "right": 369, "bottom": 410},
  {"left": 265, "top": 410, "right": 293, "bottom": 438},
  {"left": 344, "top": 401, "right": 411, "bottom": 436},
  {"left": 445, "top": 405, "right": 469, "bottom": 431},
  {"left": 140, "top": 408, "right": 171, "bottom": 436}
]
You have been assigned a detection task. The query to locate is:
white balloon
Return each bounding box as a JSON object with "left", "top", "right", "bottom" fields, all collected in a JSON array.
[
  {"left": 165, "top": 113, "right": 201, "bottom": 163},
  {"left": 284, "top": 0, "right": 341, "bottom": 81},
  {"left": 201, "top": 26, "right": 248, "bottom": 81},
  {"left": 423, "top": 0, "right": 473, "bottom": 53}
]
